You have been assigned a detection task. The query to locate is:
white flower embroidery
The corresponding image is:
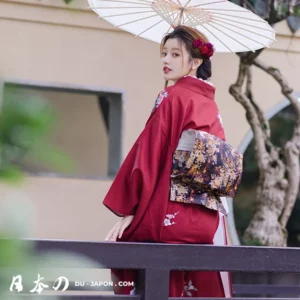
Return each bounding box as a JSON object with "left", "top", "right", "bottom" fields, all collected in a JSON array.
[
  {"left": 163, "top": 211, "right": 179, "bottom": 226},
  {"left": 218, "top": 113, "right": 224, "bottom": 128},
  {"left": 153, "top": 90, "right": 168, "bottom": 109},
  {"left": 184, "top": 280, "right": 198, "bottom": 297}
]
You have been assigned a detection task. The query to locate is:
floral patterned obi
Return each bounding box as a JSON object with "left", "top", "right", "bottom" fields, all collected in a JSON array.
[{"left": 170, "top": 130, "right": 243, "bottom": 215}]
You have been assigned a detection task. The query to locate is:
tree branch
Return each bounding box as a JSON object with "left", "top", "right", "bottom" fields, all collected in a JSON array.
[
  {"left": 237, "top": 48, "right": 265, "bottom": 63},
  {"left": 229, "top": 62, "right": 270, "bottom": 170},
  {"left": 246, "top": 67, "right": 271, "bottom": 142},
  {"left": 269, "top": 0, "right": 277, "bottom": 23},
  {"left": 253, "top": 58, "right": 300, "bottom": 147}
]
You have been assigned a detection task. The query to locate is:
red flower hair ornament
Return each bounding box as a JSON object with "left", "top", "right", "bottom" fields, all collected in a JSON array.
[{"left": 192, "top": 38, "right": 214, "bottom": 59}]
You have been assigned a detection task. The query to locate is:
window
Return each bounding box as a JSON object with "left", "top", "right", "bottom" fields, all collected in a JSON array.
[{"left": 1, "top": 81, "right": 123, "bottom": 178}]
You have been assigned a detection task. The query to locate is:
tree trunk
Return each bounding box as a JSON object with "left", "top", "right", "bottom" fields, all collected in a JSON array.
[
  {"left": 243, "top": 157, "right": 288, "bottom": 246},
  {"left": 230, "top": 54, "right": 300, "bottom": 246}
]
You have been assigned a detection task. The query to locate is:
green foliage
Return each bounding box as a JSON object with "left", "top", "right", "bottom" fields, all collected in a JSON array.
[
  {"left": 0, "top": 86, "right": 97, "bottom": 298},
  {"left": 0, "top": 85, "right": 74, "bottom": 183},
  {"left": 0, "top": 90, "right": 51, "bottom": 181},
  {"left": 0, "top": 238, "right": 34, "bottom": 298},
  {"left": 0, "top": 235, "right": 102, "bottom": 298},
  {"left": 63, "top": 0, "right": 73, "bottom": 4}
]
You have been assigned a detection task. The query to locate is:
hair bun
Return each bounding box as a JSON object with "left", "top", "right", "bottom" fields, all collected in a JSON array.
[{"left": 197, "top": 59, "right": 212, "bottom": 80}]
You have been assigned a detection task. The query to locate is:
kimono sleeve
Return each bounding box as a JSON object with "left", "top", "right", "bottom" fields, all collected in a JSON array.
[{"left": 102, "top": 91, "right": 177, "bottom": 217}]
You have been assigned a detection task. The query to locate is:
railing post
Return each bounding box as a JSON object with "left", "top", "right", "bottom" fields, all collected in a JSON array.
[{"left": 136, "top": 269, "right": 170, "bottom": 300}]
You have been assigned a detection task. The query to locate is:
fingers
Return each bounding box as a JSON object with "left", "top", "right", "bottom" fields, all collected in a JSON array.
[
  {"left": 118, "top": 216, "right": 134, "bottom": 239},
  {"left": 118, "top": 222, "right": 127, "bottom": 239},
  {"left": 105, "top": 216, "right": 134, "bottom": 241},
  {"left": 104, "top": 227, "right": 115, "bottom": 241},
  {"left": 110, "top": 222, "right": 122, "bottom": 242},
  {"left": 105, "top": 222, "right": 120, "bottom": 241}
]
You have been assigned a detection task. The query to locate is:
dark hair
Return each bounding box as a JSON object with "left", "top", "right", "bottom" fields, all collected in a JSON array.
[{"left": 160, "top": 25, "right": 212, "bottom": 80}]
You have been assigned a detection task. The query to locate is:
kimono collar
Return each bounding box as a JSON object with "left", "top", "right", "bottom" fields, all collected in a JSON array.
[{"left": 174, "top": 76, "right": 216, "bottom": 100}]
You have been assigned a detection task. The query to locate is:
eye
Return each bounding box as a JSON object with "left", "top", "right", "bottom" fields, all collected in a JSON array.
[
  {"left": 173, "top": 53, "right": 180, "bottom": 57},
  {"left": 161, "top": 52, "right": 167, "bottom": 57}
]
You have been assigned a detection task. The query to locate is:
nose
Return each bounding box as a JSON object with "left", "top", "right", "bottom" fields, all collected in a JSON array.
[{"left": 162, "top": 55, "right": 170, "bottom": 65}]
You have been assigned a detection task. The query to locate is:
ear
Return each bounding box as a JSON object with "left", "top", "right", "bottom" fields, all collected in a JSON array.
[{"left": 192, "top": 58, "right": 203, "bottom": 70}]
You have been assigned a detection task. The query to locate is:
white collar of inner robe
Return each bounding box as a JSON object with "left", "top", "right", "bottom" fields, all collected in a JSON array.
[{"left": 184, "top": 75, "right": 214, "bottom": 87}]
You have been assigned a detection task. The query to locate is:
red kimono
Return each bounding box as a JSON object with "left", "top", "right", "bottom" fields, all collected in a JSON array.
[{"left": 103, "top": 76, "right": 230, "bottom": 297}]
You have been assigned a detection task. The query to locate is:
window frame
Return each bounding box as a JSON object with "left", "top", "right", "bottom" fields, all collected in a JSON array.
[{"left": 0, "top": 78, "right": 124, "bottom": 179}]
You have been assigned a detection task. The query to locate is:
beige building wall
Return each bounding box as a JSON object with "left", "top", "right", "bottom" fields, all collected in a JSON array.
[{"left": 0, "top": 0, "right": 299, "bottom": 248}]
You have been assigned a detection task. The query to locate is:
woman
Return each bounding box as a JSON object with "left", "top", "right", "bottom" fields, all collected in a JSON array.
[{"left": 103, "top": 25, "right": 231, "bottom": 297}]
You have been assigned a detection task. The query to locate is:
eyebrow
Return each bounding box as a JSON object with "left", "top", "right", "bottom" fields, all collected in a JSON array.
[{"left": 162, "top": 47, "right": 181, "bottom": 51}]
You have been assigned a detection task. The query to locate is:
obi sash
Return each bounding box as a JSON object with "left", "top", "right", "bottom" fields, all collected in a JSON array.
[{"left": 170, "top": 129, "right": 243, "bottom": 215}]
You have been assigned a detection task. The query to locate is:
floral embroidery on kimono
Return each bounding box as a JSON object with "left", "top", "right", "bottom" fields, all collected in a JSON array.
[
  {"left": 163, "top": 211, "right": 179, "bottom": 226},
  {"left": 184, "top": 280, "right": 198, "bottom": 297},
  {"left": 153, "top": 90, "right": 168, "bottom": 110},
  {"left": 217, "top": 113, "right": 224, "bottom": 128}
]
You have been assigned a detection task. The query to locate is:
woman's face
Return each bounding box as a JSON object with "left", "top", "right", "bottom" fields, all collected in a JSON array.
[{"left": 161, "top": 38, "right": 200, "bottom": 83}]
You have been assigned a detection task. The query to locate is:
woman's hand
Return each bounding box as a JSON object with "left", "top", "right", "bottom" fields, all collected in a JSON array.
[{"left": 105, "top": 215, "right": 134, "bottom": 242}]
